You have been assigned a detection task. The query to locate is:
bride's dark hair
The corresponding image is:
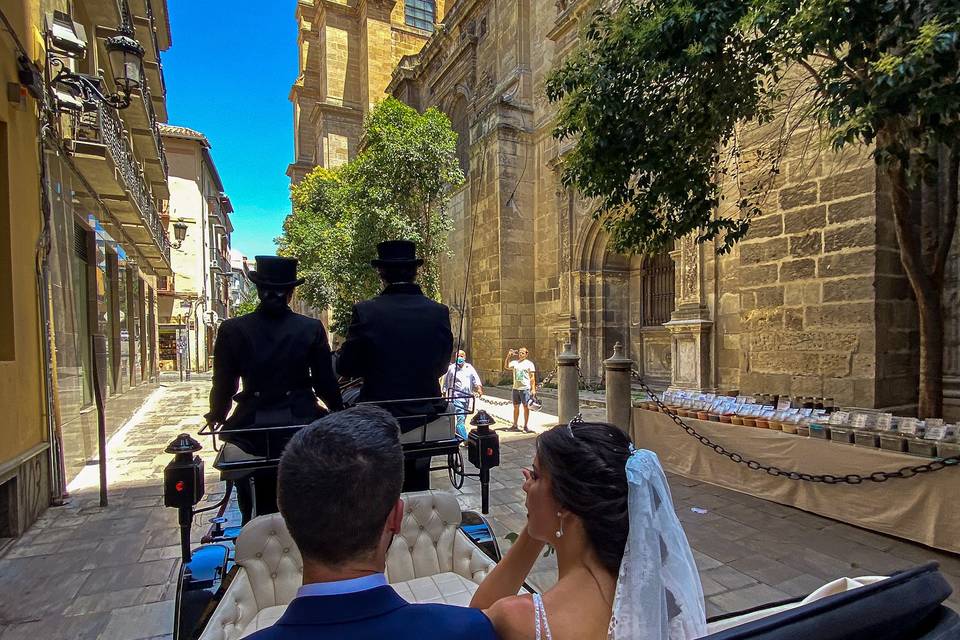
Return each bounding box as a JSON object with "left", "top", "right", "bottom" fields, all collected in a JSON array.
[{"left": 536, "top": 421, "right": 633, "bottom": 575}]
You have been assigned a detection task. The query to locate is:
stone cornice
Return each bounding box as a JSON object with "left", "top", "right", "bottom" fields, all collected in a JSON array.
[{"left": 546, "top": 0, "right": 591, "bottom": 42}]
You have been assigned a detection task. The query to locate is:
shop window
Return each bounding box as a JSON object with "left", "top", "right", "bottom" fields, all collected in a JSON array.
[
  {"left": 72, "top": 220, "right": 93, "bottom": 405},
  {"left": 0, "top": 122, "right": 13, "bottom": 361},
  {"left": 405, "top": 0, "right": 435, "bottom": 31},
  {"left": 642, "top": 250, "right": 675, "bottom": 327},
  {"left": 126, "top": 268, "right": 140, "bottom": 385},
  {"left": 105, "top": 249, "right": 121, "bottom": 394}
]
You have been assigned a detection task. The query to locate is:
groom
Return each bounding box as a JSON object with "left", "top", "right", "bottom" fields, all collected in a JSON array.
[{"left": 243, "top": 405, "right": 496, "bottom": 640}]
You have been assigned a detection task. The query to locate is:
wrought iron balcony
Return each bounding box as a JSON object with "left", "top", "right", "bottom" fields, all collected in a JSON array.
[{"left": 69, "top": 101, "right": 172, "bottom": 274}]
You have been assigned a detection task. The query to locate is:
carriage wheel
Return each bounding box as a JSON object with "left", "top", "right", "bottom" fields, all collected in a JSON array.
[{"left": 448, "top": 449, "right": 465, "bottom": 489}]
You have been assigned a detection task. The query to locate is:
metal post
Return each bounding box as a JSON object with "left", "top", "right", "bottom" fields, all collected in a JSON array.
[
  {"left": 603, "top": 342, "right": 634, "bottom": 433},
  {"left": 557, "top": 342, "right": 580, "bottom": 424}
]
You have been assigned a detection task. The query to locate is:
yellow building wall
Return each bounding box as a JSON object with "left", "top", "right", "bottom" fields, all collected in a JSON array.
[{"left": 0, "top": 0, "right": 48, "bottom": 466}]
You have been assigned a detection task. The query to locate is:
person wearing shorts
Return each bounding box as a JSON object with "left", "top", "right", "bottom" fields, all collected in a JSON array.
[{"left": 504, "top": 348, "right": 536, "bottom": 432}]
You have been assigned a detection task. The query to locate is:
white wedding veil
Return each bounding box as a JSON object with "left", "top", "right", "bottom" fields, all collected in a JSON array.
[{"left": 608, "top": 448, "right": 707, "bottom": 640}]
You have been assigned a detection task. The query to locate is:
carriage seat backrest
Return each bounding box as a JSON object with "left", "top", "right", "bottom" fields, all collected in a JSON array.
[
  {"left": 386, "top": 490, "right": 495, "bottom": 584},
  {"left": 234, "top": 513, "right": 304, "bottom": 611}
]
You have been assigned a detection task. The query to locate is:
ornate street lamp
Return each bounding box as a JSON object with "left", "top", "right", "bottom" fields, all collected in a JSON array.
[
  {"left": 171, "top": 222, "right": 188, "bottom": 249},
  {"left": 47, "top": 12, "right": 145, "bottom": 110}
]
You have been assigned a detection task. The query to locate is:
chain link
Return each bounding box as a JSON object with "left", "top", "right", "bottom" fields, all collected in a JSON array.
[
  {"left": 631, "top": 368, "right": 960, "bottom": 484},
  {"left": 577, "top": 365, "right": 605, "bottom": 393}
]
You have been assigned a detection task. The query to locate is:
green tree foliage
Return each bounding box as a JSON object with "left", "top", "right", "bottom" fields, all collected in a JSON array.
[
  {"left": 231, "top": 288, "right": 259, "bottom": 317},
  {"left": 279, "top": 97, "right": 465, "bottom": 333},
  {"left": 547, "top": 0, "right": 960, "bottom": 416}
]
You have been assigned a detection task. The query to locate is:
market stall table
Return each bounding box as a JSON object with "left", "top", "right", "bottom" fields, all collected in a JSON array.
[{"left": 632, "top": 408, "right": 960, "bottom": 554}]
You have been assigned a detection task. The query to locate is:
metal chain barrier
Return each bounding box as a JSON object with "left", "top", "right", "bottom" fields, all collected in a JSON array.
[
  {"left": 479, "top": 370, "right": 556, "bottom": 407},
  {"left": 577, "top": 365, "right": 605, "bottom": 393},
  {"left": 631, "top": 369, "right": 960, "bottom": 484}
]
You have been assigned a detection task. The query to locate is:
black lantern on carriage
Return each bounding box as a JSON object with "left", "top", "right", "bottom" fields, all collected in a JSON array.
[{"left": 468, "top": 410, "right": 500, "bottom": 513}]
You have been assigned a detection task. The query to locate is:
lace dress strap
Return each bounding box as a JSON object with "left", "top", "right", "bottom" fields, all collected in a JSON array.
[{"left": 532, "top": 593, "right": 554, "bottom": 640}]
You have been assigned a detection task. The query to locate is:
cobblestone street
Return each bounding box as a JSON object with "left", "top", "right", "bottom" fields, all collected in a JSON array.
[{"left": 0, "top": 379, "right": 956, "bottom": 639}]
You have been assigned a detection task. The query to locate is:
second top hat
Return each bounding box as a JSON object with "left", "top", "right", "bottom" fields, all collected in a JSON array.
[
  {"left": 371, "top": 240, "right": 424, "bottom": 267},
  {"left": 248, "top": 256, "right": 305, "bottom": 288}
]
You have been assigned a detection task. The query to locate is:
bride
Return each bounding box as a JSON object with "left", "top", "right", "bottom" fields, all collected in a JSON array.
[{"left": 469, "top": 419, "right": 707, "bottom": 640}]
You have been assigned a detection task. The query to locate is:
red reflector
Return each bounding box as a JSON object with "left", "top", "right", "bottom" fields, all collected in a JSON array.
[
  {"left": 486, "top": 448, "right": 493, "bottom": 456},
  {"left": 175, "top": 480, "right": 185, "bottom": 492}
]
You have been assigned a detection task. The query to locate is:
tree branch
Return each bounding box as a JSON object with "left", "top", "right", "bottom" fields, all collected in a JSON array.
[{"left": 796, "top": 58, "right": 826, "bottom": 93}]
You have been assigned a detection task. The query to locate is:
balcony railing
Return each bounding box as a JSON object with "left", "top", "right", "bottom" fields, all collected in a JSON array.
[
  {"left": 73, "top": 102, "right": 171, "bottom": 267},
  {"left": 139, "top": 81, "right": 168, "bottom": 177},
  {"left": 210, "top": 247, "right": 232, "bottom": 274},
  {"left": 144, "top": 0, "right": 167, "bottom": 96}
]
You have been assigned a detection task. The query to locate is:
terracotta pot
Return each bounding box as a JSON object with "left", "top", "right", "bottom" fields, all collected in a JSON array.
[
  {"left": 781, "top": 422, "right": 799, "bottom": 434},
  {"left": 731, "top": 416, "right": 744, "bottom": 426},
  {"left": 768, "top": 420, "right": 784, "bottom": 431},
  {"left": 697, "top": 411, "right": 711, "bottom": 421},
  {"left": 709, "top": 414, "right": 722, "bottom": 422},
  {"left": 756, "top": 419, "right": 770, "bottom": 429},
  {"left": 720, "top": 414, "right": 733, "bottom": 424},
  {"left": 742, "top": 417, "right": 757, "bottom": 428}
]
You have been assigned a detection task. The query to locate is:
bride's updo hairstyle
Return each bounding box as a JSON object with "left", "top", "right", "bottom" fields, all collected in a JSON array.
[{"left": 536, "top": 421, "right": 632, "bottom": 575}]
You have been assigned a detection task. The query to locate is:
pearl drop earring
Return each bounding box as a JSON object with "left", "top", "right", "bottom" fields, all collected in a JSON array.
[{"left": 555, "top": 512, "right": 564, "bottom": 538}]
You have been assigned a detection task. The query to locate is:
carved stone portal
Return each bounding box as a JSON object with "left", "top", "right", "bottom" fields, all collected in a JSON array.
[{"left": 667, "top": 232, "right": 713, "bottom": 391}]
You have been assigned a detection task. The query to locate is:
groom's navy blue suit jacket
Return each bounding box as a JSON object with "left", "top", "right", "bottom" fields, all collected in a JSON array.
[{"left": 243, "top": 586, "right": 497, "bottom": 640}]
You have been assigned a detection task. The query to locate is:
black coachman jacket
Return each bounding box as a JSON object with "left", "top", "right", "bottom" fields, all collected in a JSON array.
[
  {"left": 337, "top": 283, "right": 453, "bottom": 432},
  {"left": 206, "top": 307, "right": 343, "bottom": 453}
]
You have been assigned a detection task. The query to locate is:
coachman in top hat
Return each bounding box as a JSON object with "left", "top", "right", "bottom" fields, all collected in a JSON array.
[
  {"left": 206, "top": 256, "right": 342, "bottom": 520},
  {"left": 337, "top": 240, "right": 454, "bottom": 489}
]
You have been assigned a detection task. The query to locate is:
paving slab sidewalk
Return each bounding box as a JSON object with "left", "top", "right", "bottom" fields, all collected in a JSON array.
[{"left": 0, "top": 380, "right": 955, "bottom": 640}]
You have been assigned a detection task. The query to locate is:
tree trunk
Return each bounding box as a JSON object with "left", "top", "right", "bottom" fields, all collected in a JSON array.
[
  {"left": 885, "top": 156, "right": 954, "bottom": 418},
  {"left": 918, "top": 288, "right": 944, "bottom": 418}
]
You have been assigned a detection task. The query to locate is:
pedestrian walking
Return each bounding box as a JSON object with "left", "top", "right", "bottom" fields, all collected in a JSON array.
[
  {"left": 443, "top": 350, "right": 483, "bottom": 440},
  {"left": 504, "top": 347, "right": 537, "bottom": 432}
]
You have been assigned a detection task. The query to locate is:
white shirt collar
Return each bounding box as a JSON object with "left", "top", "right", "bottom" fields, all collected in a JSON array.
[{"left": 296, "top": 573, "right": 388, "bottom": 599}]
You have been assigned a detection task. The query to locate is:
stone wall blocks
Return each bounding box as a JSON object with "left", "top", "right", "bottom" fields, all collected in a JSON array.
[
  {"left": 817, "top": 249, "right": 875, "bottom": 278},
  {"left": 788, "top": 231, "right": 823, "bottom": 258},
  {"left": 824, "top": 221, "right": 876, "bottom": 253},
  {"left": 784, "top": 284, "right": 803, "bottom": 306},
  {"left": 815, "top": 302, "right": 875, "bottom": 327},
  {"left": 820, "top": 353, "right": 852, "bottom": 377},
  {"left": 822, "top": 276, "right": 877, "bottom": 303},
  {"left": 738, "top": 264, "right": 779, "bottom": 288},
  {"left": 778, "top": 181, "right": 819, "bottom": 210},
  {"left": 784, "top": 308, "right": 804, "bottom": 330},
  {"left": 779, "top": 258, "right": 817, "bottom": 282},
  {"left": 852, "top": 353, "right": 878, "bottom": 378},
  {"left": 827, "top": 194, "right": 875, "bottom": 225},
  {"left": 746, "top": 213, "right": 784, "bottom": 240},
  {"left": 784, "top": 205, "right": 827, "bottom": 234},
  {"left": 740, "top": 237, "right": 789, "bottom": 265},
  {"left": 790, "top": 375, "right": 825, "bottom": 396},
  {"left": 820, "top": 167, "right": 876, "bottom": 202},
  {"left": 741, "top": 308, "right": 784, "bottom": 331},
  {"left": 823, "top": 377, "right": 855, "bottom": 405}
]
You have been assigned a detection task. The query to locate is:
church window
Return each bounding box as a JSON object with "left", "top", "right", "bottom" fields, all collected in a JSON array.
[
  {"left": 641, "top": 250, "right": 675, "bottom": 326},
  {"left": 405, "top": 0, "right": 435, "bottom": 32}
]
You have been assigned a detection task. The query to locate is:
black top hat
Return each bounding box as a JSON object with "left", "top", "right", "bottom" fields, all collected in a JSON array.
[
  {"left": 248, "top": 256, "right": 305, "bottom": 288},
  {"left": 370, "top": 240, "right": 424, "bottom": 268}
]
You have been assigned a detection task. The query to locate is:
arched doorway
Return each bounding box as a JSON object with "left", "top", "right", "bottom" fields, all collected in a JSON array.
[{"left": 574, "top": 223, "right": 675, "bottom": 387}]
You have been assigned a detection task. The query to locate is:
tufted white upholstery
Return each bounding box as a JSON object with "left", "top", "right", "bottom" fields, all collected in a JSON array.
[
  {"left": 399, "top": 416, "right": 455, "bottom": 444},
  {"left": 198, "top": 491, "right": 496, "bottom": 640}
]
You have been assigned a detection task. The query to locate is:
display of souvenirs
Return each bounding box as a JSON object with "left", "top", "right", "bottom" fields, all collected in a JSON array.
[{"left": 642, "top": 388, "right": 957, "bottom": 459}]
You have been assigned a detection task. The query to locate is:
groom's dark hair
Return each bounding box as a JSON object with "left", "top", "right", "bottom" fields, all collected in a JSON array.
[
  {"left": 537, "top": 421, "right": 632, "bottom": 575},
  {"left": 278, "top": 406, "right": 404, "bottom": 565}
]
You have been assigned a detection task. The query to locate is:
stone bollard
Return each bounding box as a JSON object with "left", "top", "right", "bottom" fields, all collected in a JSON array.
[
  {"left": 603, "top": 342, "right": 634, "bottom": 433},
  {"left": 556, "top": 342, "right": 580, "bottom": 424}
]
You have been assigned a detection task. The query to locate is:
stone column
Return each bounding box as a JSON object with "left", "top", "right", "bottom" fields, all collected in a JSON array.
[
  {"left": 667, "top": 233, "right": 714, "bottom": 391},
  {"left": 604, "top": 342, "right": 633, "bottom": 433},
  {"left": 557, "top": 343, "right": 580, "bottom": 424}
]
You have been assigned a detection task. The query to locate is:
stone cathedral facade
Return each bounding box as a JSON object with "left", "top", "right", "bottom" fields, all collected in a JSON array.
[{"left": 289, "top": 0, "right": 960, "bottom": 418}]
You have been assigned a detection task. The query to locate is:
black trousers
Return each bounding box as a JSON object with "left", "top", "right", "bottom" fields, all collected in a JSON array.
[
  {"left": 236, "top": 468, "right": 279, "bottom": 523},
  {"left": 402, "top": 456, "right": 431, "bottom": 492}
]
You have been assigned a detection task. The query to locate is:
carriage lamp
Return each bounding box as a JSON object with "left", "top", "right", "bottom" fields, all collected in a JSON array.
[
  {"left": 171, "top": 221, "right": 188, "bottom": 249},
  {"left": 105, "top": 28, "right": 145, "bottom": 98},
  {"left": 468, "top": 410, "right": 500, "bottom": 514},
  {"left": 164, "top": 434, "right": 205, "bottom": 563}
]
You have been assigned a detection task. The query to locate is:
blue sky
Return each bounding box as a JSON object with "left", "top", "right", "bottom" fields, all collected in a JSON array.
[{"left": 163, "top": 0, "right": 297, "bottom": 258}]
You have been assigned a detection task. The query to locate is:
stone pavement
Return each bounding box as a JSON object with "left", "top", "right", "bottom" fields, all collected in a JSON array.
[{"left": 0, "top": 380, "right": 955, "bottom": 640}]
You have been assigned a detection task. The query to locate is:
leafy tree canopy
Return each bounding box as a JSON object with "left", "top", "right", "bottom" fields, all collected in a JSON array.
[
  {"left": 546, "top": 0, "right": 960, "bottom": 254},
  {"left": 279, "top": 97, "right": 465, "bottom": 333}
]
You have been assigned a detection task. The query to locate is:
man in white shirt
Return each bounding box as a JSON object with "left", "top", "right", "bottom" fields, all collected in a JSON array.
[
  {"left": 443, "top": 350, "right": 484, "bottom": 440},
  {"left": 504, "top": 348, "right": 536, "bottom": 432}
]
